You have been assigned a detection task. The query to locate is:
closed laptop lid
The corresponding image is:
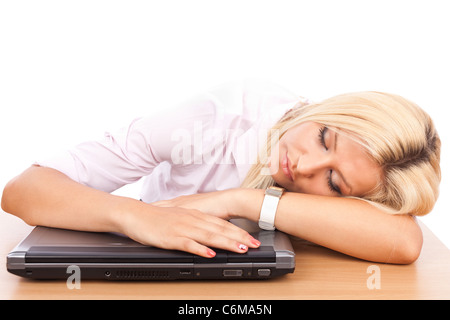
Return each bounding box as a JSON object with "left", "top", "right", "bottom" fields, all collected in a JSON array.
[{"left": 7, "top": 219, "right": 295, "bottom": 280}]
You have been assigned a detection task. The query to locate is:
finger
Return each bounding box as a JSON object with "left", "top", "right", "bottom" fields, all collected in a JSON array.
[
  {"left": 169, "top": 211, "right": 250, "bottom": 255},
  {"left": 185, "top": 223, "right": 260, "bottom": 256},
  {"left": 150, "top": 200, "right": 171, "bottom": 207},
  {"left": 190, "top": 213, "right": 261, "bottom": 249},
  {"left": 175, "top": 237, "right": 217, "bottom": 258}
]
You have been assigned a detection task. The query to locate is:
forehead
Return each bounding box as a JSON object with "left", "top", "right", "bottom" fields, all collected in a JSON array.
[{"left": 335, "top": 130, "right": 382, "bottom": 197}]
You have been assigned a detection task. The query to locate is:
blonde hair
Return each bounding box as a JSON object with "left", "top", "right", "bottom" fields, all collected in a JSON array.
[{"left": 241, "top": 91, "right": 441, "bottom": 216}]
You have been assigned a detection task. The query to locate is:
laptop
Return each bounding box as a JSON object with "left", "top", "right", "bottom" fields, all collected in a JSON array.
[{"left": 7, "top": 219, "right": 295, "bottom": 280}]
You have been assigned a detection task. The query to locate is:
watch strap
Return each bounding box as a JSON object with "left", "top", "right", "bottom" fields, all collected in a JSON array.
[{"left": 258, "top": 187, "right": 284, "bottom": 230}]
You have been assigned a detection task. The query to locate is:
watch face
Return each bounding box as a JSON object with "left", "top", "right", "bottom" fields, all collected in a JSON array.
[{"left": 266, "top": 186, "right": 284, "bottom": 197}]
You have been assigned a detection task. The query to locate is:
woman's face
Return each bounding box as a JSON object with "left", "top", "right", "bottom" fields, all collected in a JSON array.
[{"left": 269, "top": 122, "right": 383, "bottom": 197}]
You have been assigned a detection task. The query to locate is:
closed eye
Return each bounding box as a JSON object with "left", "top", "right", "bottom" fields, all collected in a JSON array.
[
  {"left": 318, "top": 126, "right": 328, "bottom": 150},
  {"left": 319, "top": 126, "right": 342, "bottom": 195},
  {"left": 327, "top": 170, "right": 342, "bottom": 195}
]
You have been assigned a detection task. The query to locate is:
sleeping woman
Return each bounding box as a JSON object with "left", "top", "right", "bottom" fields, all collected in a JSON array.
[{"left": 2, "top": 80, "right": 441, "bottom": 264}]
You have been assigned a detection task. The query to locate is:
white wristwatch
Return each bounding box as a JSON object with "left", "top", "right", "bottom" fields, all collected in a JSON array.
[{"left": 258, "top": 186, "right": 285, "bottom": 230}]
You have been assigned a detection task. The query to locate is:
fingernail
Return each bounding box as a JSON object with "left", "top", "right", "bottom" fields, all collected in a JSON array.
[
  {"left": 238, "top": 243, "right": 248, "bottom": 251},
  {"left": 250, "top": 238, "right": 261, "bottom": 247},
  {"left": 207, "top": 249, "right": 216, "bottom": 257}
]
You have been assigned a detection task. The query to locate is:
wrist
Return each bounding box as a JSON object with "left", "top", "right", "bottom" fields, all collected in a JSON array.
[
  {"left": 110, "top": 196, "right": 146, "bottom": 235},
  {"left": 226, "top": 188, "right": 265, "bottom": 222}
]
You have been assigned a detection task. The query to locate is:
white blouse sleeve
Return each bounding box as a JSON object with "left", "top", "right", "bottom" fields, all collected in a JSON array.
[
  {"left": 36, "top": 93, "right": 221, "bottom": 193},
  {"left": 36, "top": 79, "right": 301, "bottom": 194}
]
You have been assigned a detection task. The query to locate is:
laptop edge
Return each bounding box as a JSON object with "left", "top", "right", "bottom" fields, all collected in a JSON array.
[{"left": 7, "top": 219, "right": 295, "bottom": 280}]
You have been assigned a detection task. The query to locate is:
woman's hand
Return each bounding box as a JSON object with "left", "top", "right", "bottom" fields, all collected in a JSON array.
[
  {"left": 151, "top": 189, "right": 239, "bottom": 220},
  {"left": 120, "top": 201, "right": 261, "bottom": 258},
  {"left": 151, "top": 188, "right": 265, "bottom": 223}
]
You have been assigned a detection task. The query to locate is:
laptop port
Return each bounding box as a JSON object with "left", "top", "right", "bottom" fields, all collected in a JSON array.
[{"left": 223, "top": 269, "right": 243, "bottom": 277}]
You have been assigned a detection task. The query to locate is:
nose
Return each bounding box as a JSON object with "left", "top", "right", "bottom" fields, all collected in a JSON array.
[{"left": 294, "top": 154, "right": 331, "bottom": 178}]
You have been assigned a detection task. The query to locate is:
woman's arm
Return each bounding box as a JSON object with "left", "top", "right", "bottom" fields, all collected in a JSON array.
[
  {"left": 153, "top": 188, "right": 423, "bottom": 264},
  {"left": 233, "top": 189, "right": 423, "bottom": 264},
  {"left": 1, "top": 166, "right": 259, "bottom": 257}
]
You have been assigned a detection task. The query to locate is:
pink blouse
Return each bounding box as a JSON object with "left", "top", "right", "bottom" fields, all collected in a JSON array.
[{"left": 37, "top": 80, "right": 303, "bottom": 203}]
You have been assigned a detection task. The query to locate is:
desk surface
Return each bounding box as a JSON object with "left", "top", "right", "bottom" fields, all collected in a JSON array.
[{"left": 1, "top": 210, "right": 449, "bottom": 300}]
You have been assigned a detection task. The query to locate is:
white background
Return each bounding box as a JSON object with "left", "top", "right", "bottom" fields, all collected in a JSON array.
[{"left": 1, "top": 0, "right": 449, "bottom": 248}]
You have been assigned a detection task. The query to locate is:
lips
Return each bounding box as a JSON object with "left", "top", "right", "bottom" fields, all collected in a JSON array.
[{"left": 282, "top": 151, "right": 294, "bottom": 181}]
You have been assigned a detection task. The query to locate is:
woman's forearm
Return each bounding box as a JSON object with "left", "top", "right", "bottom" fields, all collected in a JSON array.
[
  {"left": 1, "top": 166, "right": 260, "bottom": 258},
  {"left": 231, "top": 189, "right": 423, "bottom": 264},
  {"left": 1, "top": 165, "right": 130, "bottom": 232}
]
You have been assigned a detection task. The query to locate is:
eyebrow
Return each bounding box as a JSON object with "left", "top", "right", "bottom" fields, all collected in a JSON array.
[
  {"left": 334, "top": 130, "right": 338, "bottom": 152},
  {"left": 333, "top": 131, "right": 353, "bottom": 194}
]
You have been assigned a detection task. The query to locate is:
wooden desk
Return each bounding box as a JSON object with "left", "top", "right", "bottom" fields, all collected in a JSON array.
[{"left": 1, "top": 210, "right": 449, "bottom": 300}]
